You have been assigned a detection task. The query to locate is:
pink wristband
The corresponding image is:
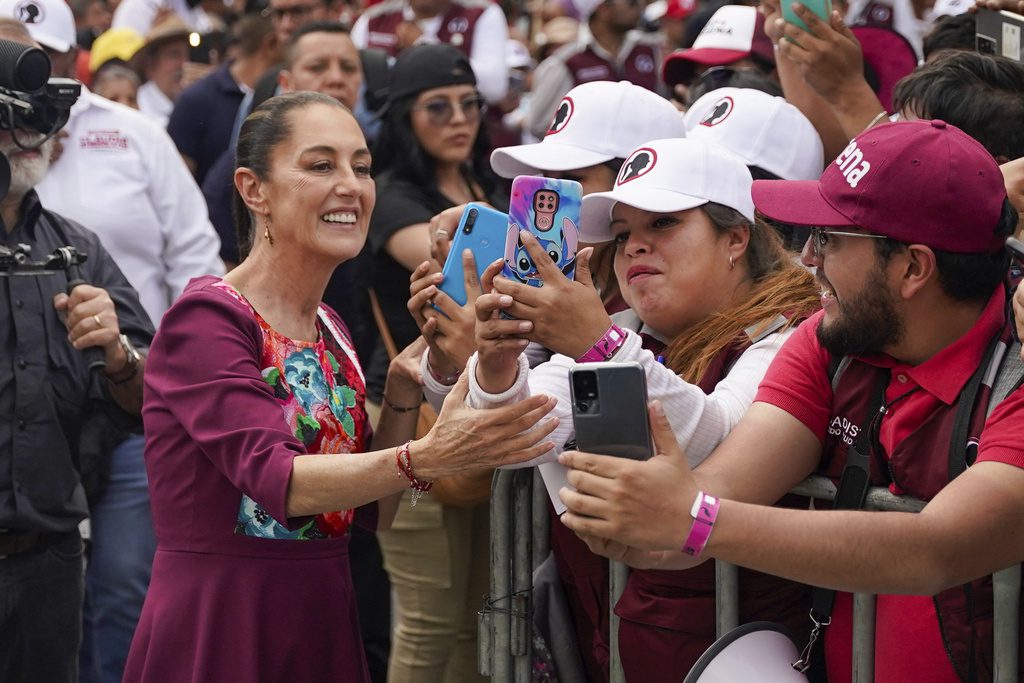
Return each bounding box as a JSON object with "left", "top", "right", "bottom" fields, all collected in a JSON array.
[
  {"left": 682, "top": 491, "right": 720, "bottom": 557},
  {"left": 576, "top": 324, "right": 627, "bottom": 363}
]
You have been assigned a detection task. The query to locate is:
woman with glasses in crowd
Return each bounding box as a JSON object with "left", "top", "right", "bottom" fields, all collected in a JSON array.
[
  {"left": 366, "top": 43, "right": 499, "bottom": 683},
  {"left": 124, "top": 92, "right": 557, "bottom": 682},
  {"left": 456, "top": 137, "right": 822, "bottom": 681}
]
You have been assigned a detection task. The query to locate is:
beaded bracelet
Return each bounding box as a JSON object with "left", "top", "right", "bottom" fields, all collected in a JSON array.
[
  {"left": 395, "top": 441, "right": 433, "bottom": 506},
  {"left": 681, "top": 490, "right": 720, "bottom": 557}
]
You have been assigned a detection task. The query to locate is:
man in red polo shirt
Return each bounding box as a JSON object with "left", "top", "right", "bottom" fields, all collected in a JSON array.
[{"left": 557, "top": 118, "right": 1024, "bottom": 681}]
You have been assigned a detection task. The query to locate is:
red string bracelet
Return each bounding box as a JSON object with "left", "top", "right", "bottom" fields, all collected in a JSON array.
[{"left": 395, "top": 441, "right": 433, "bottom": 505}]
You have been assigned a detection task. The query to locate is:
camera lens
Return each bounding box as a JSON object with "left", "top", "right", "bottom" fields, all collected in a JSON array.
[
  {"left": 572, "top": 371, "right": 598, "bottom": 400},
  {"left": 464, "top": 208, "right": 477, "bottom": 234}
]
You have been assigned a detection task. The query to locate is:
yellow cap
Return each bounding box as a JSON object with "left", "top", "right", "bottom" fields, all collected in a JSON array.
[{"left": 89, "top": 27, "right": 145, "bottom": 73}]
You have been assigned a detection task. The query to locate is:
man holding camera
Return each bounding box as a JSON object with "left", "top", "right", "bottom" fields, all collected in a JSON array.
[
  {"left": 0, "top": 15, "right": 154, "bottom": 682},
  {"left": 0, "top": 1, "right": 223, "bottom": 681}
]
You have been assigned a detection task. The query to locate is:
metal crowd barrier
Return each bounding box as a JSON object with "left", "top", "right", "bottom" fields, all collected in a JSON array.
[{"left": 480, "top": 473, "right": 1023, "bottom": 682}]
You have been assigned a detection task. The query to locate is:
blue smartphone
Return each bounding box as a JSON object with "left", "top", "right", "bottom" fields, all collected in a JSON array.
[
  {"left": 782, "top": 0, "right": 833, "bottom": 31},
  {"left": 436, "top": 203, "right": 508, "bottom": 308},
  {"left": 502, "top": 175, "right": 582, "bottom": 288}
]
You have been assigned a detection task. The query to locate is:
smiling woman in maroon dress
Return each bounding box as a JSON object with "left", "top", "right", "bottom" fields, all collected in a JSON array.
[{"left": 123, "top": 92, "right": 558, "bottom": 683}]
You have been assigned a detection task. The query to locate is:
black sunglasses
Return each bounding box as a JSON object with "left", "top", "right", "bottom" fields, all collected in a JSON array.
[{"left": 412, "top": 94, "right": 486, "bottom": 127}]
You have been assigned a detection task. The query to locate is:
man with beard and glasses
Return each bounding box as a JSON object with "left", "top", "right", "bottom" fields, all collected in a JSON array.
[
  {"left": 0, "top": 17, "right": 154, "bottom": 683},
  {"left": 555, "top": 118, "right": 1024, "bottom": 682}
]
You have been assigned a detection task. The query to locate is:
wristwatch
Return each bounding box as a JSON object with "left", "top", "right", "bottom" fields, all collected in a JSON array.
[{"left": 106, "top": 334, "right": 142, "bottom": 384}]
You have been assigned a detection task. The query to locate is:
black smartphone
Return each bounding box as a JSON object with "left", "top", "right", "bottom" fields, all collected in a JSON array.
[{"left": 569, "top": 362, "right": 654, "bottom": 460}]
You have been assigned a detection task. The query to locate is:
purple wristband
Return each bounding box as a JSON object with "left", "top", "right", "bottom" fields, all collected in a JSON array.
[
  {"left": 576, "top": 324, "right": 627, "bottom": 363},
  {"left": 682, "top": 491, "right": 720, "bottom": 557}
]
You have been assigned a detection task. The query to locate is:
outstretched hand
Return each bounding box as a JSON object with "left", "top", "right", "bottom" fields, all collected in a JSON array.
[
  {"left": 558, "top": 400, "right": 697, "bottom": 552},
  {"left": 415, "top": 374, "right": 559, "bottom": 479},
  {"left": 490, "top": 230, "right": 611, "bottom": 359}
]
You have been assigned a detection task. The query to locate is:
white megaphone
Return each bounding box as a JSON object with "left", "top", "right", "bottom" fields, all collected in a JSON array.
[{"left": 683, "top": 622, "right": 810, "bottom": 683}]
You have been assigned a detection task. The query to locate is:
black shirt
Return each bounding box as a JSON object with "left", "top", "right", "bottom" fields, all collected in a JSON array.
[
  {"left": 367, "top": 172, "right": 455, "bottom": 359},
  {"left": 0, "top": 192, "right": 154, "bottom": 533}
]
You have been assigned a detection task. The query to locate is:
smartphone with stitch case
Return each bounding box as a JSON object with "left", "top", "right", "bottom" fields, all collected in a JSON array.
[
  {"left": 570, "top": 362, "right": 654, "bottom": 461},
  {"left": 436, "top": 203, "right": 509, "bottom": 310},
  {"left": 502, "top": 175, "right": 582, "bottom": 289}
]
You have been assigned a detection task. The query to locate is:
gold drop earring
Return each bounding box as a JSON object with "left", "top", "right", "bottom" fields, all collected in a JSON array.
[{"left": 263, "top": 214, "right": 274, "bottom": 246}]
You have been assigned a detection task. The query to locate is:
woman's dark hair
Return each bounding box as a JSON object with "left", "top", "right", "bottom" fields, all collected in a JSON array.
[
  {"left": 232, "top": 91, "right": 349, "bottom": 260},
  {"left": 372, "top": 92, "right": 497, "bottom": 204},
  {"left": 874, "top": 197, "right": 1018, "bottom": 304},
  {"left": 893, "top": 51, "right": 1024, "bottom": 161}
]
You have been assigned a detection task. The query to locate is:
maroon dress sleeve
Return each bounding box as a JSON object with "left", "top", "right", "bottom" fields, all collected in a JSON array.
[{"left": 144, "top": 278, "right": 305, "bottom": 527}]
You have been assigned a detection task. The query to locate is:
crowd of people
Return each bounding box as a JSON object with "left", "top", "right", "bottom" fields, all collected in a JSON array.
[{"left": 1, "top": 0, "right": 1023, "bottom": 679}]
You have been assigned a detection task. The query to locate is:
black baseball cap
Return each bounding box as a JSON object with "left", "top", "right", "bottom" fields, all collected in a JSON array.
[{"left": 384, "top": 43, "right": 477, "bottom": 105}]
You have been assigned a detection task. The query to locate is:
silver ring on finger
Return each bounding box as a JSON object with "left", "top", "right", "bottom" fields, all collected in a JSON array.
[{"left": 92, "top": 314, "right": 102, "bottom": 328}]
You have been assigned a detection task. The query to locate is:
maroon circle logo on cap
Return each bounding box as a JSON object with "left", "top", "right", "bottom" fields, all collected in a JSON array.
[
  {"left": 618, "top": 147, "right": 658, "bottom": 185},
  {"left": 700, "top": 96, "right": 734, "bottom": 127},
  {"left": 546, "top": 96, "right": 574, "bottom": 136},
  {"left": 15, "top": 0, "right": 44, "bottom": 24}
]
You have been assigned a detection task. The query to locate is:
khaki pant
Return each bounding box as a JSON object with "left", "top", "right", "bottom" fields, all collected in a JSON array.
[{"left": 379, "top": 493, "right": 490, "bottom": 683}]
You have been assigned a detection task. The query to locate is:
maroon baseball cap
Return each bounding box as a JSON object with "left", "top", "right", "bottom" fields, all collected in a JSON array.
[{"left": 751, "top": 119, "right": 1007, "bottom": 254}]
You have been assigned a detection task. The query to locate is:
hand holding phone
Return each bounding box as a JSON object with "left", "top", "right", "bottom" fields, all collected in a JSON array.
[{"left": 437, "top": 203, "right": 508, "bottom": 308}]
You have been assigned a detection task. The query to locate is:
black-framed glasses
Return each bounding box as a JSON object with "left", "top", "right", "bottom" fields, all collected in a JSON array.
[
  {"left": 412, "top": 94, "right": 486, "bottom": 127},
  {"left": 809, "top": 227, "right": 889, "bottom": 258}
]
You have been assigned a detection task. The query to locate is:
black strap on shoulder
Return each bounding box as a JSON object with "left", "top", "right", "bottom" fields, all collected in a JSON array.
[
  {"left": 794, "top": 369, "right": 888, "bottom": 674},
  {"left": 948, "top": 329, "right": 1005, "bottom": 479},
  {"left": 809, "top": 371, "right": 888, "bottom": 622}
]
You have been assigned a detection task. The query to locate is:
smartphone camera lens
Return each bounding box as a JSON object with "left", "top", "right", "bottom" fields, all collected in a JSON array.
[
  {"left": 464, "top": 208, "right": 478, "bottom": 234},
  {"left": 573, "top": 371, "right": 598, "bottom": 399}
]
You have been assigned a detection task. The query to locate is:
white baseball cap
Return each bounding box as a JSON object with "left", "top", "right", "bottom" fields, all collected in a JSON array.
[
  {"left": 684, "top": 87, "right": 824, "bottom": 181},
  {"left": 0, "top": 0, "right": 75, "bottom": 52},
  {"left": 661, "top": 5, "right": 775, "bottom": 88},
  {"left": 580, "top": 137, "right": 754, "bottom": 243},
  {"left": 490, "top": 81, "right": 686, "bottom": 179}
]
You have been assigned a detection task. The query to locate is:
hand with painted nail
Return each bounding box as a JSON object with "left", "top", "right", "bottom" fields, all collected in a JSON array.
[
  {"left": 474, "top": 256, "right": 534, "bottom": 394},
  {"left": 408, "top": 250, "right": 484, "bottom": 379},
  {"left": 490, "top": 230, "right": 612, "bottom": 359}
]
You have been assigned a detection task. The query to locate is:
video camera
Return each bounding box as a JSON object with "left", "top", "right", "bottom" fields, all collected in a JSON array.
[
  {"left": 0, "top": 37, "right": 80, "bottom": 140},
  {"left": 0, "top": 37, "right": 80, "bottom": 200}
]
